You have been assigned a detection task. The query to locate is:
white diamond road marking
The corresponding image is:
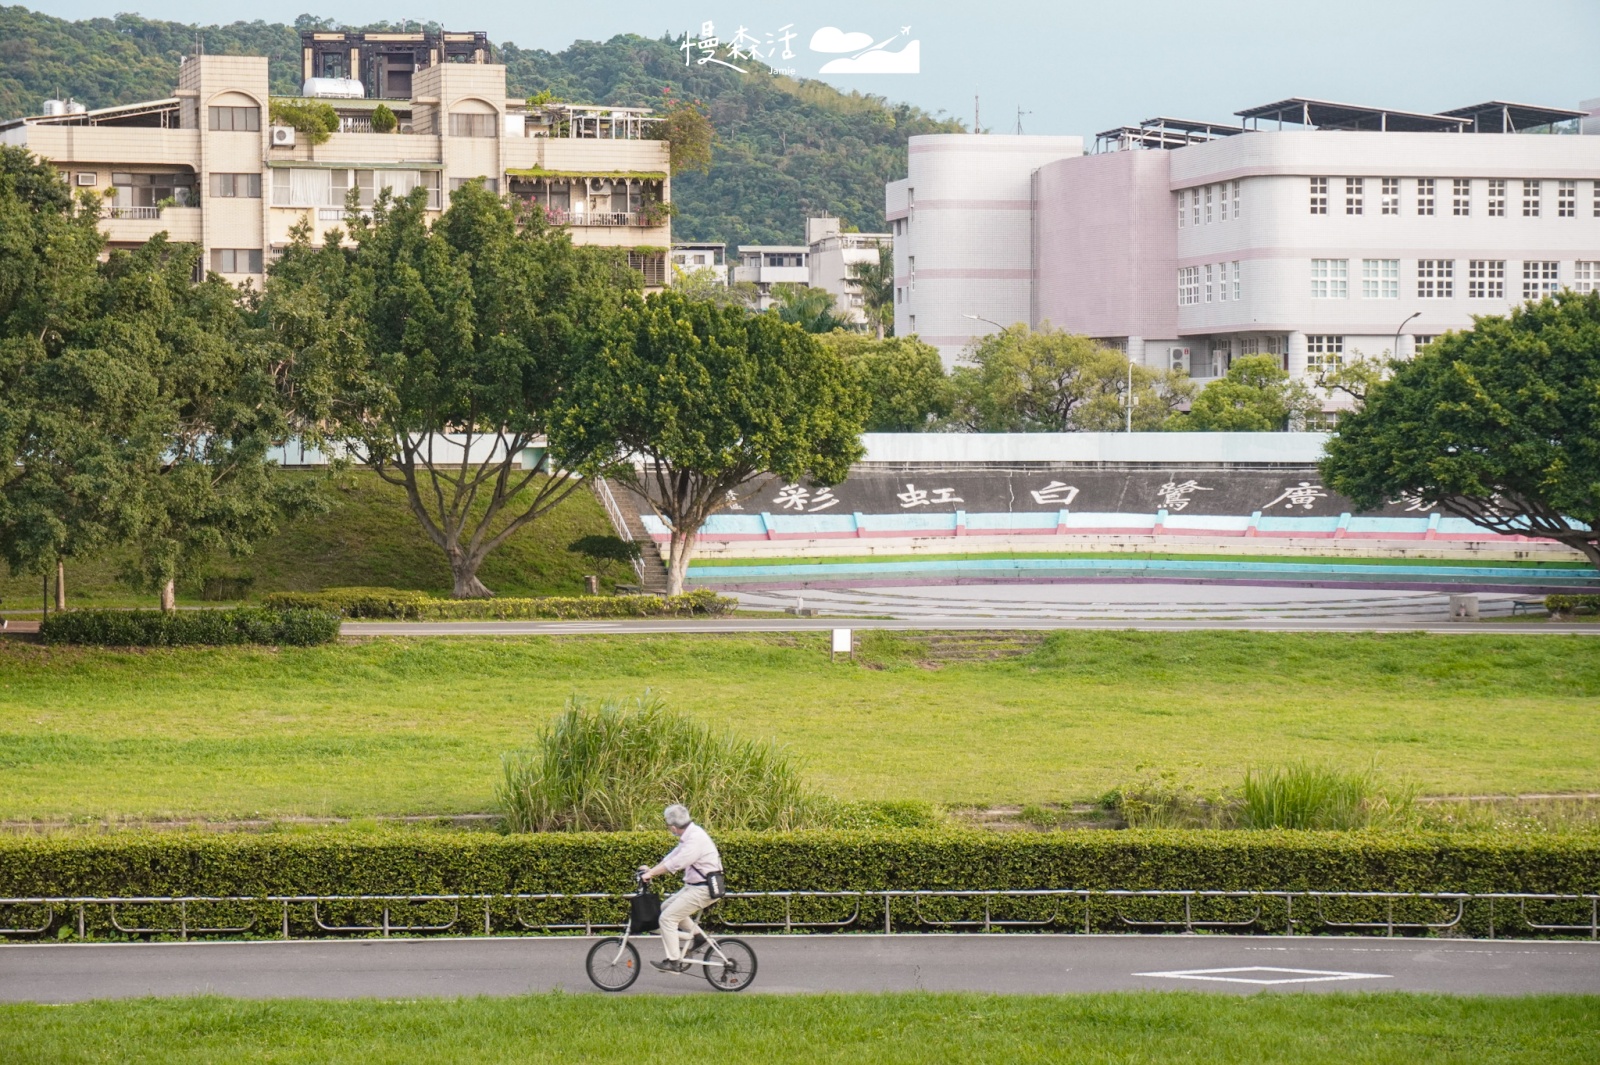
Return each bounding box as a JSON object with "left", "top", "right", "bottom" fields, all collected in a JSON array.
[{"left": 1133, "top": 966, "right": 1393, "bottom": 986}]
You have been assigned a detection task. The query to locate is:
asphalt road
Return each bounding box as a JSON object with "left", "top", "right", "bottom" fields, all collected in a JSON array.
[
  {"left": 339, "top": 617, "right": 1599, "bottom": 636},
  {"left": 4, "top": 936, "right": 1596, "bottom": 1001}
]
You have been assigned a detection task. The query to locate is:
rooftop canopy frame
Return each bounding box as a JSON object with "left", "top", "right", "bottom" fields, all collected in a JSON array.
[
  {"left": 1235, "top": 97, "right": 1469, "bottom": 133},
  {"left": 1437, "top": 101, "right": 1586, "bottom": 133}
]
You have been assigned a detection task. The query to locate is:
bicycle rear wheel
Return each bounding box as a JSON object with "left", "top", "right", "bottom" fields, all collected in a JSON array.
[
  {"left": 701, "top": 937, "right": 757, "bottom": 992},
  {"left": 586, "top": 937, "right": 641, "bottom": 992}
]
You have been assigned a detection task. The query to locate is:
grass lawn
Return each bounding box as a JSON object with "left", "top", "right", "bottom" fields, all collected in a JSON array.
[
  {"left": 1, "top": 631, "right": 1597, "bottom": 822},
  {"left": 0, "top": 471, "right": 616, "bottom": 612},
  {"left": 0, "top": 992, "right": 1594, "bottom": 1064}
]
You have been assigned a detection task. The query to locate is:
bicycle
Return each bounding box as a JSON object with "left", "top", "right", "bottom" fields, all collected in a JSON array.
[{"left": 585, "top": 873, "right": 758, "bottom": 993}]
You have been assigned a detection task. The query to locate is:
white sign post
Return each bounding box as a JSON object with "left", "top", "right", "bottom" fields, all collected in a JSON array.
[{"left": 831, "top": 628, "right": 853, "bottom": 662}]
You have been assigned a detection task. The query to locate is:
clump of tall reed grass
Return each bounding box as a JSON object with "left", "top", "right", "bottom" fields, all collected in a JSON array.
[
  {"left": 1107, "top": 762, "right": 1417, "bottom": 831},
  {"left": 1241, "top": 762, "right": 1417, "bottom": 830},
  {"left": 498, "top": 693, "right": 821, "bottom": 832}
]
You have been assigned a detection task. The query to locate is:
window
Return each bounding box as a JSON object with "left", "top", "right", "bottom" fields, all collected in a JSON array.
[
  {"left": 1574, "top": 262, "right": 1600, "bottom": 294},
  {"left": 1310, "top": 258, "right": 1348, "bottom": 299},
  {"left": 1178, "top": 266, "right": 1200, "bottom": 306},
  {"left": 1381, "top": 177, "right": 1399, "bottom": 215},
  {"left": 1232, "top": 260, "right": 1241, "bottom": 301},
  {"left": 1416, "top": 178, "right": 1434, "bottom": 216},
  {"left": 1216, "top": 263, "right": 1229, "bottom": 301},
  {"left": 1231, "top": 180, "right": 1240, "bottom": 219},
  {"left": 1521, "top": 180, "right": 1540, "bottom": 217},
  {"left": 908, "top": 314, "right": 915, "bottom": 332},
  {"left": 1309, "top": 177, "right": 1327, "bottom": 214},
  {"left": 1192, "top": 190, "right": 1200, "bottom": 226},
  {"left": 448, "top": 113, "right": 498, "bottom": 138},
  {"left": 210, "top": 248, "right": 262, "bottom": 274},
  {"left": 448, "top": 176, "right": 499, "bottom": 193},
  {"left": 895, "top": 286, "right": 903, "bottom": 305},
  {"left": 1204, "top": 263, "right": 1213, "bottom": 302},
  {"left": 1412, "top": 335, "right": 1439, "bottom": 353},
  {"left": 352, "top": 169, "right": 441, "bottom": 210},
  {"left": 627, "top": 251, "right": 666, "bottom": 287},
  {"left": 1345, "top": 177, "right": 1363, "bottom": 215},
  {"left": 908, "top": 255, "right": 915, "bottom": 291},
  {"left": 1557, "top": 180, "right": 1575, "bottom": 217},
  {"left": 1487, "top": 179, "right": 1506, "bottom": 217},
  {"left": 1204, "top": 185, "right": 1213, "bottom": 224},
  {"left": 1361, "top": 259, "right": 1399, "bottom": 299},
  {"left": 1467, "top": 260, "right": 1505, "bottom": 299},
  {"left": 110, "top": 171, "right": 195, "bottom": 209},
  {"left": 209, "top": 106, "right": 260, "bottom": 131},
  {"left": 1417, "top": 259, "right": 1454, "bottom": 298},
  {"left": 1522, "top": 260, "right": 1558, "bottom": 299},
  {"left": 1219, "top": 183, "right": 1229, "bottom": 221},
  {"left": 1306, "top": 335, "right": 1345, "bottom": 373},
  {"left": 1452, "top": 178, "right": 1470, "bottom": 216},
  {"left": 1177, "top": 190, "right": 1185, "bottom": 228},
  {"left": 210, "top": 172, "right": 260, "bottom": 198},
  {"left": 1594, "top": 181, "right": 1600, "bottom": 218}
]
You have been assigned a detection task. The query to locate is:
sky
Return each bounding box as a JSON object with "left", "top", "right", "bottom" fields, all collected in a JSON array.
[{"left": 33, "top": 0, "right": 1600, "bottom": 137}]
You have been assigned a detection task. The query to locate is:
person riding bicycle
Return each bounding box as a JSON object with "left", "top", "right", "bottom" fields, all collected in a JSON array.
[{"left": 640, "top": 803, "right": 723, "bottom": 974}]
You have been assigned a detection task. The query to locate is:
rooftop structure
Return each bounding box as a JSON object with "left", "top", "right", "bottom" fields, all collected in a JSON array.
[
  {"left": 1235, "top": 98, "right": 1471, "bottom": 132},
  {"left": 1094, "top": 117, "right": 1245, "bottom": 153},
  {"left": 1438, "top": 101, "right": 1587, "bottom": 133}
]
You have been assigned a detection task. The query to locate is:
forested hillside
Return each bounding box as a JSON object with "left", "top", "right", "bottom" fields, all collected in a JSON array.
[{"left": 0, "top": 6, "right": 963, "bottom": 244}]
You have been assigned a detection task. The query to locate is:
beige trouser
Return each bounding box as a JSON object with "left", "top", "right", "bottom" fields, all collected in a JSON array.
[{"left": 659, "top": 884, "right": 712, "bottom": 961}]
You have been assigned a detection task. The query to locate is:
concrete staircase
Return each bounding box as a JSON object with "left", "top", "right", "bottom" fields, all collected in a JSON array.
[{"left": 591, "top": 476, "right": 670, "bottom": 595}]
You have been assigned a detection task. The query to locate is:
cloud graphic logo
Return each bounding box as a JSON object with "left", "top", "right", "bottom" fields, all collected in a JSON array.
[
  {"left": 819, "top": 39, "right": 920, "bottom": 75},
  {"left": 809, "top": 27, "right": 876, "bottom": 53}
]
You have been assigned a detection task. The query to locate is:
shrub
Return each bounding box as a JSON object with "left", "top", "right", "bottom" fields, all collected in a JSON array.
[
  {"left": 1545, "top": 594, "right": 1600, "bottom": 617},
  {"left": 370, "top": 103, "right": 397, "bottom": 133},
  {"left": 499, "top": 694, "right": 820, "bottom": 832},
  {"left": 257, "top": 587, "right": 734, "bottom": 620},
  {"left": 39, "top": 608, "right": 339, "bottom": 647},
  {"left": 267, "top": 99, "right": 340, "bottom": 145},
  {"left": 0, "top": 830, "right": 1594, "bottom": 941},
  {"left": 1242, "top": 762, "right": 1416, "bottom": 831},
  {"left": 566, "top": 534, "right": 643, "bottom": 580},
  {"left": 1108, "top": 769, "right": 1234, "bottom": 829}
]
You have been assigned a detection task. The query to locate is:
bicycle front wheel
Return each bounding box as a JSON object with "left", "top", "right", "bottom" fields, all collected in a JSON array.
[
  {"left": 702, "top": 937, "right": 757, "bottom": 992},
  {"left": 586, "top": 937, "right": 641, "bottom": 992}
]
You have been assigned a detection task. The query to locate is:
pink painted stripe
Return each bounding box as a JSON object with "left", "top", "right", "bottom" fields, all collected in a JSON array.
[{"left": 885, "top": 208, "right": 909, "bottom": 221}]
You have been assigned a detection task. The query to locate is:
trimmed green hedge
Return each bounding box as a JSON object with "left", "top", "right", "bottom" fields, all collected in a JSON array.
[
  {"left": 38, "top": 608, "right": 340, "bottom": 647},
  {"left": 260, "top": 586, "right": 735, "bottom": 620},
  {"left": 1546, "top": 594, "right": 1600, "bottom": 616},
  {"left": 1, "top": 830, "right": 1594, "bottom": 939}
]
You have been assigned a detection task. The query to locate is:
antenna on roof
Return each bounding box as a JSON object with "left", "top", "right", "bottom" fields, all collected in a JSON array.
[
  {"left": 1015, "top": 106, "right": 1031, "bottom": 135},
  {"left": 974, "top": 93, "right": 980, "bottom": 133}
]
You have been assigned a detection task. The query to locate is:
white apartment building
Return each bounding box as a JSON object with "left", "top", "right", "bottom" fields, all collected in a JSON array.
[
  {"left": 0, "top": 30, "right": 672, "bottom": 288},
  {"left": 893, "top": 99, "right": 1600, "bottom": 388},
  {"left": 671, "top": 241, "right": 727, "bottom": 283},
  {"left": 732, "top": 243, "right": 809, "bottom": 310},
  {"left": 805, "top": 216, "right": 891, "bottom": 327}
]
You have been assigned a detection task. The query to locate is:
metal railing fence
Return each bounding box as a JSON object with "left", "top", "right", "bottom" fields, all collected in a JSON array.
[
  {"left": 1, "top": 889, "right": 1595, "bottom": 943},
  {"left": 593, "top": 475, "right": 649, "bottom": 587}
]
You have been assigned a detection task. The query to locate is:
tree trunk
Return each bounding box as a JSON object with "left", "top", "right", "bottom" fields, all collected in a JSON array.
[
  {"left": 666, "top": 527, "right": 697, "bottom": 596},
  {"left": 54, "top": 559, "right": 65, "bottom": 611},
  {"left": 449, "top": 553, "right": 494, "bottom": 599},
  {"left": 159, "top": 578, "right": 176, "bottom": 613}
]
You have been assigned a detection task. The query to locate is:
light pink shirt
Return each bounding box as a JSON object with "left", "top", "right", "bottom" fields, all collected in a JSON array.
[{"left": 660, "top": 823, "right": 722, "bottom": 884}]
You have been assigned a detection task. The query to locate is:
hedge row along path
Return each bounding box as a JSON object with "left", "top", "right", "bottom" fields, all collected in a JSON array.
[{"left": 3, "top": 935, "right": 1597, "bottom": 1001}]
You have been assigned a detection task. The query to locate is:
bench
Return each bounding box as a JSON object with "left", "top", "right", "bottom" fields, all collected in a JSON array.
[{"left": 1510, "top": 598, "right": 1547, "bottom": 616}]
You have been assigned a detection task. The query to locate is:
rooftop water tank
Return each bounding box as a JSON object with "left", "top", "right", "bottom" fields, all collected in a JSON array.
[{"left": 301, "top": 78, "right": 365, "bottom": 99}]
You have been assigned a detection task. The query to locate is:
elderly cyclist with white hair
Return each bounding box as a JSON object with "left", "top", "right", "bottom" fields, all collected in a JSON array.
[{"left": 640, "top": 803, "right": 724, "bottom": 974}]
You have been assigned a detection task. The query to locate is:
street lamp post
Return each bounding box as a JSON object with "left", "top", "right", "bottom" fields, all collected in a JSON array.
[
  {"left": 1394, "top": 311, "right": 1421, "bottom": 361},
  {"left": 962, "top": 313, "right": 1006, "bottom": 331}
]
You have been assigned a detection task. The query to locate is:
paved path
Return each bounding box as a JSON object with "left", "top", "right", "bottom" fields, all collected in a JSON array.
[
  {"left": 341, "top": 617, "right": 1596, "bottom": 636},
  {"left": 4, "top": 936, "right": 1596, "bottom": 1001}
]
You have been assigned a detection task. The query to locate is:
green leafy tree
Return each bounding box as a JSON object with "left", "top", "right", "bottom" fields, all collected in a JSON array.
[
  {"left": 558, "top": 291, "right": 866, "bottom": 594},
  {"left": 0, "top": 148, "right": 317, "bottom": 611},
  {"left": 671, "top": 265, "right": 759, "bottom": 310},
  {"left": 1179, "top": 354, "right": 1320, "bottom": 432},
  {"left": 650, "top": 94, "right": 714, "bottom": 175},
  {"left": 949, "top": 326, "right": 1193, "bottom": 432},
  {"left": 268, "top": 99, "right": 340, "bottom": 145},
  {"left": 566, "top": 533, "right": 642, "bottom": 581},
  {"left": 819, "top": 333, "right": 951, "bottom": 431},
  {"left": 847, "top": 245, "right": 894, "bottom": 339},
  {"left": 1322, "top": 293, "right": 1600, "bottom": 570},
  {"left": 265, "top": 183, "right": 640, "bottom": 598},
  {"left": 771, "top": 283, "right": 848, "bottom": 334}
]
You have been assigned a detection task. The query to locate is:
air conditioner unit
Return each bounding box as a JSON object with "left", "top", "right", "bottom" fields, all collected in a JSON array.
[
  {"left": 1169, "top": 346, "right": 1191, "bottom": 373},
  {"left": 75, "top": 172, "right": 96, "bottom": 186},
  {"left": 270, "top": 125, "right": 296, "bottom": 148}
]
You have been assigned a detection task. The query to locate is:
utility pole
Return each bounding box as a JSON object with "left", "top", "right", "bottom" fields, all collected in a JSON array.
[{"left": 1016, "top": 107, "right": 1031, "bottom": 135}]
